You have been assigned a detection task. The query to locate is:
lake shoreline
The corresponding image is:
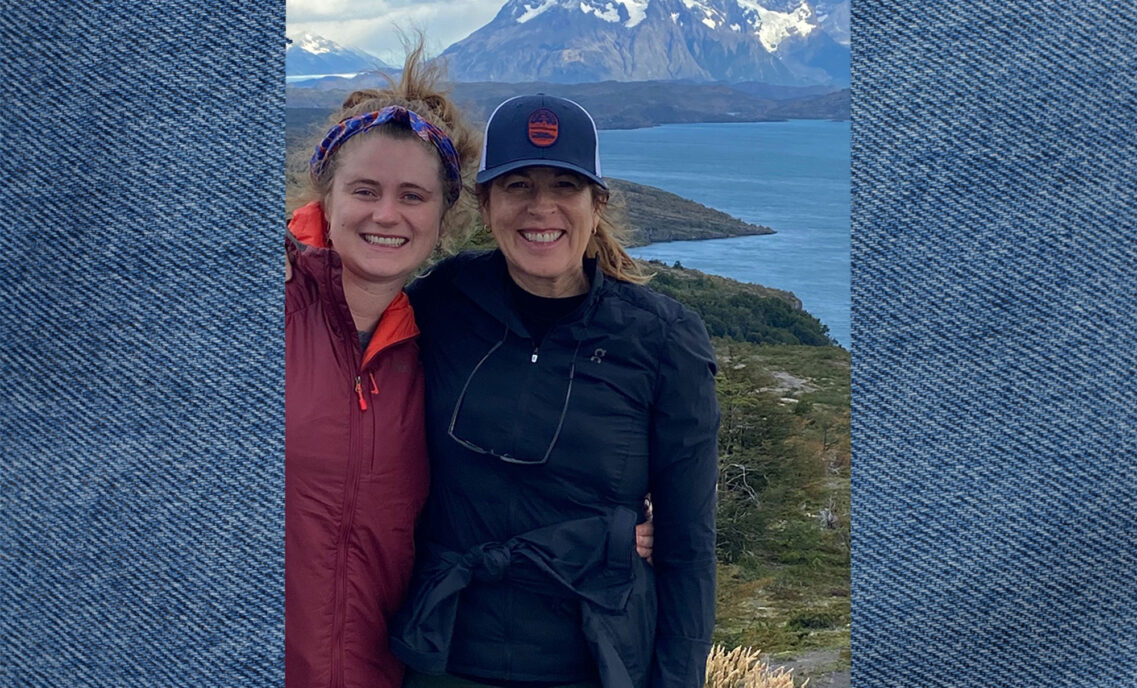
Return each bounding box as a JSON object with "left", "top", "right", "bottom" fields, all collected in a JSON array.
[{"left": 604, "top": 121, "right": 849, "bottom": 347}]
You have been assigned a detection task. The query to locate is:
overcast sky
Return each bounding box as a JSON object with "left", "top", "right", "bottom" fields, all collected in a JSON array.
[{"left": 286, "top": 0, "right": 508, "bottom": 63}]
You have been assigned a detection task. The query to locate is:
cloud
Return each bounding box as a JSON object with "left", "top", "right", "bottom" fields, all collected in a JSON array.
[{"left": 286, "top": 0, "right": 506, "bottom": 62}]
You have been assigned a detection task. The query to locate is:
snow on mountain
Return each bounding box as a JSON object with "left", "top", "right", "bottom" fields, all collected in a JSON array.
[
  {"left": 677, "top": 0, "right": 727, "bottom": 29},
  {"left": 439, "top": 0, "right": 848, "bottom": 85},
  {"left": 515, "top": 0, "right": 650, "bottom": 27},
  {"left": 285, "top": 31, "right": 389, "bottom": 77},
  {"left": 740, "top": 1, "right": 816, "bottom": 51},
  {"left": 291, "top": 31, "right": 337, "bottom": 55},
  {"left": 516, "top": 0, "right": 556, "bottom": 23},
  {"left": 621, "top": 0, "right": 651, "bottom": 27}
]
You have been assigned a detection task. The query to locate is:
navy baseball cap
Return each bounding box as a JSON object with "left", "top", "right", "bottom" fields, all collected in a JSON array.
[{"left": 477, "top": 94, "right": 607, "bottom": 189}]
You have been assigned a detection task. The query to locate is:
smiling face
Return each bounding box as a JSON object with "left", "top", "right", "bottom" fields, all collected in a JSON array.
[
  {"left": 480, "top": 166, "right": 605, "bottom": 298},
  {"left": 323, "top": 132, "right": 445, "bottom": 289}
]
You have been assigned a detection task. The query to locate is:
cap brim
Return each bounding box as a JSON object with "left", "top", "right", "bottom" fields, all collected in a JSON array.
[{"left": 476, "top": 159, "right": 607, "bottom": 189}]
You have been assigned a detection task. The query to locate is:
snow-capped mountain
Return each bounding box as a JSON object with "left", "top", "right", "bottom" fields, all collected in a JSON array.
[
  {"left": 286, "top": 31, "right": 389, "bottom": 77},
  {"left": 437, "top": 0, "right": 849, "bottom": 85}
]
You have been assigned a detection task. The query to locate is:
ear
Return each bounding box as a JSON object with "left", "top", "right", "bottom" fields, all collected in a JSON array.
[
  {"left": 321, "top": 200, "right": 333, "bottom": 246},
  {"left": 593, "top": 186, "right": 609, "bottom": 211},
  {"left": 478, "top": 195, "right": 492, "bottom": 228},
  {"left": 592, "top": 190, "right": 607, "bottom": 228}
]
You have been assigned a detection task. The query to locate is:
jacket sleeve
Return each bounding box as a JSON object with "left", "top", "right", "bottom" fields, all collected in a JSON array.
[
  {"left": 648, "top": 306, "right": 720, "bottom": 688},
  {"left": 405, "top": 255, "right": 461, "bottom": 332}
]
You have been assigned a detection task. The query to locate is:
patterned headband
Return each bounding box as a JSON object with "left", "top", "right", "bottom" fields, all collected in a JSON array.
[{"left": 310, "top": 105, "right": 462, "bottom": 206}]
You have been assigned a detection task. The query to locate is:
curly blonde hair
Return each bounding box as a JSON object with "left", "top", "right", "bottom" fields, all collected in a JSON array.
[{"left": 287, "top": 39, "right": 482, "bottom": 252}]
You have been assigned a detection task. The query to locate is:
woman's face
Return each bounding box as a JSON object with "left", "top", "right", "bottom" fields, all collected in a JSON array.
[
  {"left": 324, "top": 134, "right": 444, "bottom": 288},
  {"left": 480, "top": 166, "right": 604, "bottom": 298}
]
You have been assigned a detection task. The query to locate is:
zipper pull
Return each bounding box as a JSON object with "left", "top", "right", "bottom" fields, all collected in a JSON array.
[
  {"left": 531, "top": 346, "right": 539, "bottom": 364},
  {"left": 354, "top": 376, "right": 368, "bottom": 411}
]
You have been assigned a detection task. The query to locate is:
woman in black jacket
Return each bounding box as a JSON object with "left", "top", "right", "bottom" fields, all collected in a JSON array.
[{"left": 392, "top": 94, "right": 720, "bottom": 688}]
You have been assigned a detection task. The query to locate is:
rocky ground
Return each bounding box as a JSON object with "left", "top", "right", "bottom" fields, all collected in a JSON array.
[{"left": 768, "top": 649, "right": 850, "bottom": 688}]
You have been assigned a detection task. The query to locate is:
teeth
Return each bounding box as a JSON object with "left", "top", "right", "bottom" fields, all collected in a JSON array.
[
  {"left": 522, "top": 230, "right": 563, "bottom": 243},
  {"left": 363, "top": 235, "right": 407, "bottom": 247}
]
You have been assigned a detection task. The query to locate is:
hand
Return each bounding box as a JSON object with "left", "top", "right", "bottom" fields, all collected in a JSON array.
[
  {"left": 636, "top": 493, "right": 654, "bottom": 563},
  {"left": 635, "top": 520, "right": 654, "bottom": 564}
]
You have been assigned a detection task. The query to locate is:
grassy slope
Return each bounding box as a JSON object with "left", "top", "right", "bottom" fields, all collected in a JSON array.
[
  {"left": 712, "top": 341, "right": 850, "bottom": 668},
  {"left": 653, "top": 268, "right": 851, "bottom": 678}
]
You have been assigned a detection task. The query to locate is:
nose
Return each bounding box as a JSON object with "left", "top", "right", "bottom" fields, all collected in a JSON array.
[
  {"left": 526, "top": 187, "right": 557, "bottom": 216},
  {"left": 371, "top": 195, "right": 399, "bottom": 224}
]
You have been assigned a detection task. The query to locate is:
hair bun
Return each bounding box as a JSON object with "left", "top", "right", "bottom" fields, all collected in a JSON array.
[{"left": 341, "top": 89, "right": 384, "bottom": 111}]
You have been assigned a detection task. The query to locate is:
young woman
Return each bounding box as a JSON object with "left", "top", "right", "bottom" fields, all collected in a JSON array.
[
  {"left": 390, "top": 95, "right": 720, "bottom": 688},
  {"left": 285, "top": 49, "right": 481, "bottom": 688}
]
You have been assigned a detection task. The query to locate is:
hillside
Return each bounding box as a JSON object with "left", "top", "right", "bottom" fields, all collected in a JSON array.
[
  {"left": 286, "top": 80, "right": 850, "bottom": 130},
  {"left": 638, "top": 262, "right": 849, "bottom": 679},
  {"left": 639, "top": 259, "right": 836, "bottom": 344},
  {"left": 609, "top": 179, "right": 773, "bottom": 246},
  {"left": 709, "top": 338, "right": 850, "bottom": 681}
]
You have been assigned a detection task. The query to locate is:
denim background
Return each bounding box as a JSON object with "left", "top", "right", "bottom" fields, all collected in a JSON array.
[
  {"left": 1, "top": 3, "right": 285, "bottom": 686},
  {"left": 852, "top": 2, "right": 1137, "bottom": 686},
  {"left": 3, "top": 0, "right": 1136, "bottom": 687}
]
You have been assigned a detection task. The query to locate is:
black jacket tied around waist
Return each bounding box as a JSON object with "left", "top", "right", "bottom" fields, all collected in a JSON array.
[{"left": 390, "top": 506, "right": 655, "bottom": 688}]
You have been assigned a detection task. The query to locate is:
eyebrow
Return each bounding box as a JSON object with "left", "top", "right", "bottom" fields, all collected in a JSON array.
[
  {"left": 343, "top": 177, "right": 435, "bottom": 193},
  {"left": 342, "top": 176, "right": 380, "bottom": 187}
]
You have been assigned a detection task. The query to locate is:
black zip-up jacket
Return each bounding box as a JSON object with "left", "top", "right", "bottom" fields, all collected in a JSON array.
[{"left": 391, "top": 251, "right": 719, "bottom": 688}]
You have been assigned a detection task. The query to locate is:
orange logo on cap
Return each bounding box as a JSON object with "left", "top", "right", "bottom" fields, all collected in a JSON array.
[{"left": 527, "top": 108, "right": 559, "bottom": 147}]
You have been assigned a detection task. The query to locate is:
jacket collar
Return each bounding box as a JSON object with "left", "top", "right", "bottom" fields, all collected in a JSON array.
[
  {"left": 293, "top": 238, "right": 419, "bottom": 369},
  {"left": 452, "top": 250, "right": 605, "bottom": 339},
  {"left": 289, "top": 201, "right": 328, "bottom": 247}
]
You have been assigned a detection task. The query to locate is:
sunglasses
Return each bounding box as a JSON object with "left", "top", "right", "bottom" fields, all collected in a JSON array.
[{"left": 447, "top": 328, "right": 583, "bottom": 466}]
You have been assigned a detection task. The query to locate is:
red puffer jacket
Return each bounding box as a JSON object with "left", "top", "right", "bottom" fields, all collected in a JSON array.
[{"left": 286, "top": 240, "right": 430, "bottom": 688}]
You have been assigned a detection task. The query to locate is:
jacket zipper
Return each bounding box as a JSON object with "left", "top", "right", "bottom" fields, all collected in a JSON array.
[
  {"left": 332, "top": 330, "right": 415, "bottom": 686},
  {"left": 331, "top": 382, "right": 365, "bottom": 688},
  {"left": 356, "top": 336, "right": 411, "bottom": 411},
  {"left": 354, "top": 377, "right": 367, "bottom": 410}
]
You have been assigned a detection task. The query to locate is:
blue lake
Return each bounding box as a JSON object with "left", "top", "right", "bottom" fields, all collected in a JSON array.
[{"left": 599, "top": 120, "right": 850, "bottom": 347}]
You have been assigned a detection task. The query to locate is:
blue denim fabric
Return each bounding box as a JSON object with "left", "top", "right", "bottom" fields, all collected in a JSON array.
[
  {"left": 852, "top": 2, "right": 1137, "bottom": 686},
  {"left": 5, "top": 1, "right": 1136, "bottom": 686},
  {"left": 1, "top": 3, "right": 285, "bottom": 686}
]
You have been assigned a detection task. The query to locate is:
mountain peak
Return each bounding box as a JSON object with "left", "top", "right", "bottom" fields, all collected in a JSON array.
[
  {"left": 505, "top": 0, "right": 651, "bottom": 28},
  {"left": 285, "top": 31, "right": 388, "bottom": 77},
  {"left": 442, "top": 0, "right": 848, "bottom": 86},
  {"left": 286, "top": 30, "right": 338, "bottom": 56}
]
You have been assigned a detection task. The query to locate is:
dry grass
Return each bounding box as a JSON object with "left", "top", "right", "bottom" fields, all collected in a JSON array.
[{"left": 705, "top": 645, "right": 806, "bottom": 688}]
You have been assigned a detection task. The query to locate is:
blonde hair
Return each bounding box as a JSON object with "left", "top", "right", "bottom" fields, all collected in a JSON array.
[
  {"left": 287, "top": 39, "right": 481, "bottom": 252},
  {"left": 588, "top": 185, "right": 649, "bottom": 284}
]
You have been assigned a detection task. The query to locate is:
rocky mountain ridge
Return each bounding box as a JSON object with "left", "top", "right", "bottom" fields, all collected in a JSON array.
[
  {"left": 439, "top": 0, "right": 848, "bottom": 85},
  {"left": 286, "top": 0, "right": 848, "bottom": 86}
]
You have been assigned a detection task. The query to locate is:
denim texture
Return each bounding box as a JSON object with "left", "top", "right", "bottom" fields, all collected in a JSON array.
[
  {"left": 4, "top": 1, "right": 1136, "bottom": 687},
  {"left": 1, "top": 3, "right": 285, "bottom": 686},
  {"left": 852, "top": 2, "right": 1137, "bottom": 686}
]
